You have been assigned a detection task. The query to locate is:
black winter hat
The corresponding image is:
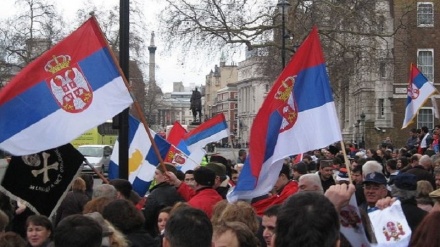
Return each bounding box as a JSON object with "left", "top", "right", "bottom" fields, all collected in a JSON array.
[{"left": 194, "top": 167, "right": 216, "bottom": 187}]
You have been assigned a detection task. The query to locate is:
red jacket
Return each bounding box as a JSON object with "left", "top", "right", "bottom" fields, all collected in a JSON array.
[
  {"left": 177, "top": 182, "right": 223, "bottom": 218},
  {"left": 251, "top": 180, "right": 299, "bottom": 216}
]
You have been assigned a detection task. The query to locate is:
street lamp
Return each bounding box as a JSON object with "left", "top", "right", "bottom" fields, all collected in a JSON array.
[{"left": 277, "top": 0, "right": 291, "bottom": 68}]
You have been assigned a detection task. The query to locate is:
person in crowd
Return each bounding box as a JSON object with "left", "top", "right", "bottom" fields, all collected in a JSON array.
[
  {"left": 25, "top": 215, "right": 52, "bottom": 247},
  {"left": 54, "top": 215, "right": 102, "bottom": 247},
  {"left": 419, "top": 126, "right": 432, "bottom": 154},
  {"left": 351, "top": 165, "right": 363, "bottom": 185},
  {"left": 230, "top": 169, "right": 239, "bottom": 186},
  {"left": 162, "top": 207, "right": 213, "bottom": 247},
  {"left": 435, "top": 167, "right": 440, "bottom": 189},
  {"left": 80, "top": 174, "right": 94, "bottom": 200},
  {"left": 397, "top": 156, "right": 409, "bottom": 170},
  {"left": 213, "top": 221, "right": 261, "bottom": 247},
  {"left": 272, "top": 187, "right": 351, "bottom": 247},
  {"left": 211, "top": 201, "right": 259, "bottom": 235},
  {"left": 237, "top": 149, "right": 247, "bottom": 164},
  {"left": 298, "top": 174, "right": 324, "bottom": 193},
  {"left": 407, "top": 128, "right": 419, "bottom": 151},
  {"left": 416, "top": 180, "right": 434, "bottom": 212},
  {"left": 318, "top": 160, "right": 336, "bottom": 192},
  {"left": 405, "top": 154, "right": 436, "bottom": 188},
  {"left": 205, "top": 162, "right": 230, "bottom": 199},
  {"left": 109, "top": 179, "right": 133, "bottom": 201},
  {"left": 54, "top": 176, "right": 90, "bottom": 226},
  {"left": 103, "top": 199, "right": 156, "bottom": 247},
  {"left": 386, "top": 159, "right": 399, "bottom": 185},
  {"left": 252, "top": 164, "right": 298, "bottom": 215},
  {"left": 84, "top": 211, "right": 129, "bottom": 247},
  {"left": 143, "top": 163, "right": 183, "bottom": 236},
  {"left": 92, "top": 184, "right": 117, "bottom": 200},
  {"left": 0, "top": 232, "right": 26, "bottom": 247},
  {"left": 83, "top": 196, "right": 113, "bottom": 215},
  {"left": 291, "top": 162, "right": 308, "bottom": 181},
  {"left": 166, "top": 167, "right": 222, "bottom": 218},
  {"left": 409, "top": 211, "right": 440, "bottom": 247},
  {"left": 184, "top": 170, "right": 196, "bottom": 189},
  {"left": 157, "top": 207, "right": 172, "bottom": 235},
  {"left": 261, "top": 205, "right": 280, "bottom": 247},
  {"left": 359, "top": 172, "right": 388, "bottom": 212},
  {"left": 391, "top": 173, "right": 427, "bottom": 231},
  {"left": 302, "top": 154, "right": 317, "bottom": 172}
]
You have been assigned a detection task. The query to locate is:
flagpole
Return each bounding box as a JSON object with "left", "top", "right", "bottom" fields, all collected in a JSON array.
[
  {"left": 339, "top": 140, "right": 353, "bottom": 184},
  {"left": 89, "top": 16, "right": 167, "bottom": 173}
]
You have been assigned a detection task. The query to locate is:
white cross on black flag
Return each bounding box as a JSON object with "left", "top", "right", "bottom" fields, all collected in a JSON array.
[{"left": 0, "top": 143, "right": 84, "bottom": 217}]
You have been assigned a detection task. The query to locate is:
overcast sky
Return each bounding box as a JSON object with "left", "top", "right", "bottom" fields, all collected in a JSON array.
[{"left": 0, "top": 0, "right": 237, "bottom": 93}]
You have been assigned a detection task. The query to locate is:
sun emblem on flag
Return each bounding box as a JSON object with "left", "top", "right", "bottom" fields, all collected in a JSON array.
[
  {"left": 275, "top": 76, "right": 298, "bottom": 133},
  {"left": 46, "top": 55, "right": 93, "bottom": 113},
  {"left": 407, "top": 83, "right": 419, "bottom": 100}
]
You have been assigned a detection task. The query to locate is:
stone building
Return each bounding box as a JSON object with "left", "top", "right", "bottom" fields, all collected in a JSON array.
[{"left": 204, "top": 60, "right": 238, "bottom": 120}]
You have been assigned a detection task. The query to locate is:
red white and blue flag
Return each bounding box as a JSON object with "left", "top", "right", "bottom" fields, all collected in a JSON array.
[
  {"left": 180, "top": 113, "right": 229, "bottom": 172},
  {"left": 0, "top": 17, "right": 133, "bottom": 155},
  {"left": 402, "top": 64, "right": 437, "bottom": 129},
  {"left": 227, "top": 27, "right": 342, "bottom": 202}
]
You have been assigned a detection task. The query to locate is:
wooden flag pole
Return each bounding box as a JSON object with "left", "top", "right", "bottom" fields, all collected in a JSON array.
[
  {"left": 339, "top": 140, "right": 353, "bottom": 184},
  {"left": 90, "top": 16, "right": 167, "bottom": 173}
]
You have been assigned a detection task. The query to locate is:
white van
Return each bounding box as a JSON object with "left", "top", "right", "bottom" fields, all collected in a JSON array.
[{"left": 77, "top": 145, "right": 113, "bottom": 175}]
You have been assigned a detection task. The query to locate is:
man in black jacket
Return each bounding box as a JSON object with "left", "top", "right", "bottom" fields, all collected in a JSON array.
[
  {"left": 143, "top": 163, "right": 184, "bottom": 236},
  {"left": 391, "top": 173, "right": 427, "bottom": 231}
]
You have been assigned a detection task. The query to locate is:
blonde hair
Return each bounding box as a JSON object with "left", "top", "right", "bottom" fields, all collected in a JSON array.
[
  {"left": 72, "top": 177, "right": 86, "bottom": 192},
  {"left": 107, "top": 220, "right": 129, "bottom": 247},
  {"left": 211, "top": 201, "right": 259, "bottom": 233},
  {"left": 417, "top": 180, "right": 434, "bottom": 197}
]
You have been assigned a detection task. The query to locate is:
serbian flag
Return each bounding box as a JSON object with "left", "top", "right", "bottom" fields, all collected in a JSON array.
[
  {"left": 164, "top": 121, "right": 189, "bottom": 166},
  {"left": 0, "top": 144, "right": 84, "bottom": 217},
  {"left": 180, "top": 113, "right": 229, "bottom": 172},
  {"left": 402, "top": 64, "right": 438, "bottom": 129},
  {"left": 0, "top": 17, "right": 133, "bottom": 155},
  {"left": 227, "top": 26, "right": 342, "bottom": 202},
  {"left": 108, "top": 115, "right": 173, "bottom": 197}
]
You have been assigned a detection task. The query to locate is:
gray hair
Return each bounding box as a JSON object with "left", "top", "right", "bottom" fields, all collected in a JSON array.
[
  {"left": 299, "top": 174, "right": 324, "bottom": 194},
  {"left": 390, "top": 185, "right": 417, "bottom": 200},
  {"left": 92, "top": 184, "right": 117, "bottom": 200},
  {"left": 362, "top": 161, "right": 382, "bottom": 177}
]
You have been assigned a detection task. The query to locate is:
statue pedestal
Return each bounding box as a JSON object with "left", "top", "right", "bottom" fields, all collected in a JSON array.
[{"left": 188, "top": 121, "right": 201, "bottom": 132}]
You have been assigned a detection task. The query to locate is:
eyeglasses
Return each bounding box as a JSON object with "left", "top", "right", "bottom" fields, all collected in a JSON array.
[
  {"left": 363, "top": 184, "right": 383, "bottom": 191},
  {"left": 184, "top": 178, "right": 195, "bottom": 182}
]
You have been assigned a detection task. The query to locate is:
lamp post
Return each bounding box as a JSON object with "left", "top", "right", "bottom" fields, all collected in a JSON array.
[
  {"left": 277, "top": 0, "right": 290, "bottom": 68},
  {"left": 360, "top": 112, "right": 366, "bottom": 149}
]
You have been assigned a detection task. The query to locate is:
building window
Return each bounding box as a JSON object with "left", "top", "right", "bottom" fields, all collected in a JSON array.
[
  {"left": 417, "top": 2, "right": 434, "bottom": 27},
  {"left": 417, "top": 49, "right": 434, "bottom": 82},
  {"left": 378, "top": 99, "right": 385, "bottom": 118},
  {"left": 417, "top": 108, "right": 434, "bottom": 130},
  {"left": 379, "top": 62, "right": 386, "bottom": 78}
]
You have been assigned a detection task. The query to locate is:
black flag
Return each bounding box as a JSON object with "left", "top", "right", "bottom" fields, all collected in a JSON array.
[{"left": 0, "top": 144, "right": 84, "bottom": 217}]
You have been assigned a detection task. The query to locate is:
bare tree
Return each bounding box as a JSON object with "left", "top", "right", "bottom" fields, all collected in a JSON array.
[
  {"left": 158, "top": 0, "right": 414, "bottom": 93},
  {"left": 0, "top": 0, "right": 64, "bottom": 66}
]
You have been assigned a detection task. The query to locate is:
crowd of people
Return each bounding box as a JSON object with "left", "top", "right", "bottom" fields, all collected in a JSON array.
[{"left": 0, "top": 125, "right": 440, "bottom": 246}]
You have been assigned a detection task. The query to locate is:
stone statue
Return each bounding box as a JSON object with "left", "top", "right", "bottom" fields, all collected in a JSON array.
[{"left": 190, "top": 87, "right": 202, "bottom": 123}]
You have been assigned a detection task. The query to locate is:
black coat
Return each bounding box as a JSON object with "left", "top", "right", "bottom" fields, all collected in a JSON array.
[
  {"left": 143, "top": 182, "right": 184, "bottom": 236},
  {"left": 400, "top": 198, "right": 427, "bottom": 232},
  {"left": 55, "top": 190, "right": 90, "bottom": 226},
  {"left": 126, "top": 229, "right": 158, "bottom": 247}
]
